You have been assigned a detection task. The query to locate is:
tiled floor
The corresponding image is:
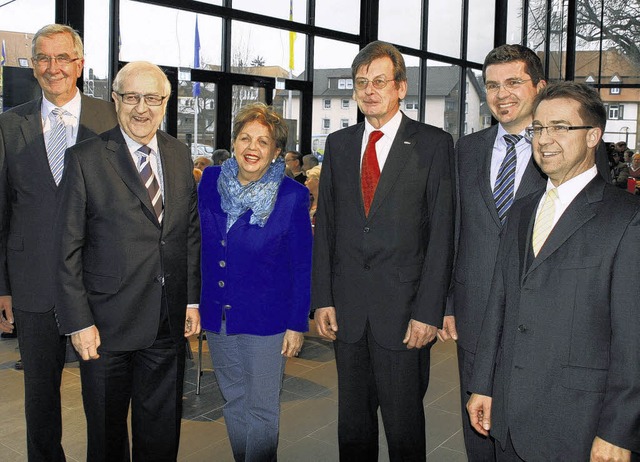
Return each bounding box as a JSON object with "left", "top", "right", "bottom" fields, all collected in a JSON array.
[{"left": 0, "top": 324, "right": 468, "bottom": 461}]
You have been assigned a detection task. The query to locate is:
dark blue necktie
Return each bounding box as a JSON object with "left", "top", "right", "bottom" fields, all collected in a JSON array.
[{"left": 493, "top": 134, "right": 522, "bottom": 224}]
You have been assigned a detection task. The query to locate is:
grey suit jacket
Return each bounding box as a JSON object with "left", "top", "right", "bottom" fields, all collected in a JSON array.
[
  {"left": 0, "top": 94, "right": 117, "bottom": 312},
  {"left": 54, "top": 127, "right": 201, "bottom": 351},
  {"left": 470, "top": 176, "right": 640, "bottom": 460},
  {"left": 449, "top": 125, "right": 545, "bottom": 353},
  {"left": 311, "top": 114, "right": 455, "bottom": 350}
]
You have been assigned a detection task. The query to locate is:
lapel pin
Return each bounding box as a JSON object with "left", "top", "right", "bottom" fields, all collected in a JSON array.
[{"left": 403, "top": 141, "right": 411, "bottom": 145}]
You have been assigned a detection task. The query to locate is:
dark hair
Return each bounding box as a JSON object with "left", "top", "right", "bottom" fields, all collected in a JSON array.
[
  {"left": 351, "top": 41, "right": 407, "bottom": 83},
  {"left": 212, "top": 149, "right": 230, "bottom": 165},
  {"left": 482, "top": 44, "right": 544, "bottom": 85},
  {"left": 286, "top": 150, "right": 303, "bottom": 167},
  {"left": 532, "top": 81, "right": 606, "bottom": 131},
  {"left": 232, "top": 102, "right": 288, "bottom": 152}
]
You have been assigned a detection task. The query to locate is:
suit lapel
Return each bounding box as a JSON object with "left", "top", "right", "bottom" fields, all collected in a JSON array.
[
  {"left": 524, "top": 177, "right": 602, "bottom": 278},
  {"left": 515, "top": 154, "right": 545, "bottom": 200},
  {"left": 476, "top": 126, "right": 502, "bottom": 227},
  {"left": 343, "top": 124, "right": 367, "bottom": 220},
  {"left": 366, "top": 116, "right": 413, "bottom": 220},
  {"left": 104, "top": 129, "right": 160, "bottom": 227},
  {"left": 20, "top": 99, "right": 58, "bottom": 189},
  {"left": 157, "top": 132, "right": 174, "bottom": 228},
  {"left": 517, "top": 192, "right": 542, "bottom": 281}
]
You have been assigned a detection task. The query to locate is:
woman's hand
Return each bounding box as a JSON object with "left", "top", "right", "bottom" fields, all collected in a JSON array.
[{"left": 281, "top": 330, "right": 304, "bottom": 357}]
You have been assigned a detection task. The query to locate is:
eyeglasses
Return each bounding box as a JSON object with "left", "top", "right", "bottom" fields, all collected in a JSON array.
[
  {"left": 485, "top": 79, "right": 532, "bottom": 93},
  {"left": 354, "top": 77, "right": 396, "bottom": 90},
  {"left": 116, "top": 93, "right": 168, "bottom": 106},
  {"left": 525, "top": 125, "right": 593, "bottom": 138},
  {"left": 32, "top": 54, "right": 81, "bottom": 66}
]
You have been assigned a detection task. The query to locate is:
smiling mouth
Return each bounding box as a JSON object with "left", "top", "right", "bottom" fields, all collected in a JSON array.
[{"left": 243, "top": 154, "right": 260, "bottom": 163}]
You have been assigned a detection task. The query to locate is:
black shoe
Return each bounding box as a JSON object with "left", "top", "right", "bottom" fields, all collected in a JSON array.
[{"left": 14, "top": 359, "right": 23, "bottom": 370}]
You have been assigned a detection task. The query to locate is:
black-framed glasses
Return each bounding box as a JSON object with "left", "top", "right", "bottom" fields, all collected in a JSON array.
[
  {"left": 116, "top": 93, "right": 168, "bottom": 106},
  {"left": 485, "top": 79, "right": 532, "bottom": 93},
  {"left": 354, "top": 77, "right": 396, "bottom": 90},
  {"left": 32, "top": 54, "right": 81, "bottom": 66},
  {"left": 525, "top": 125, "right": 594, "bottom": 138}
]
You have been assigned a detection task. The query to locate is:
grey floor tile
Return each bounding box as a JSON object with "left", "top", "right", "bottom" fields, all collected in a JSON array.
[
  {"left": 427, "top": 446, "right": 469, "bottom": 461},
  {"left": 426, "top": 407, "right": 465, "bottom": 452},
  {"left": 441, "top": 428, "right": 467, "bottom": 453},
  {"left": 278, "top": 436, "right": 339, "bottom": 462},
  {"left": 280, "top": 397, "right": 338, "bottom": 442}
]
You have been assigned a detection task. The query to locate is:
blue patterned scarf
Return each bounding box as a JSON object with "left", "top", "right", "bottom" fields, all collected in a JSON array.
[{"left": 217, "top": 156, "right": 285, "bottom": 231}]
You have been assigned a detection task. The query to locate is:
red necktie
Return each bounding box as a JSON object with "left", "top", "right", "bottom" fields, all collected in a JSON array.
[{"left": 361, "top": 130, "right": 384, "bottom": 216}]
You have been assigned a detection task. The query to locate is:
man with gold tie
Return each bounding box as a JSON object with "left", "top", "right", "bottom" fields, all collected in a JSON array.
[{"left": 467, "top": 82, "right": 640, "bottom": 461}]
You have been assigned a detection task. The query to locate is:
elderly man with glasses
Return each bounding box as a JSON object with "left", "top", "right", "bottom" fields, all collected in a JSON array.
[
  {"left": 0, "top": 23, "right": 117, "bottom": 461},
  {"left": 54, "top": 61, "right": 201, "bottom": 462}
]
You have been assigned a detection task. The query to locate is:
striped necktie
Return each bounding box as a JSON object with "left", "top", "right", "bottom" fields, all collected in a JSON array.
[
  {"left": 494, "top": 134, "right": 522, "bottom": 224},
  {"left": 532, "top": 188, "right": 558, "bottom": 256},
  {"left": 47, "top": 108, "right": 67, "bottom": 185},
  {"left": 137, "top": 145, "right": 163, "bottom": 222}
]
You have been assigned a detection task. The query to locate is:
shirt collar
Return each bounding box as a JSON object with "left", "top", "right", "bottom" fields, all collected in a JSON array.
[
  {"left": 120, "top": 128, "right": 159, "bottom": 157},
  {"left": 41, "top": 89, "right": 81, "bottom": 121},
  {"left": 496, "top": 123, "right": 530, "bottom": 146},
  {"left": 546, "top": 164, "right": 598, "bottom": 205},
  {"left": 364, "top": 110, "right": 403, "bottom": 141}
]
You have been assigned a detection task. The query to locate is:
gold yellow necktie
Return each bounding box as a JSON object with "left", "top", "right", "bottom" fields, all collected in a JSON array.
[{"left": 532, "top": 188, "right": 558, "bottom": 256}]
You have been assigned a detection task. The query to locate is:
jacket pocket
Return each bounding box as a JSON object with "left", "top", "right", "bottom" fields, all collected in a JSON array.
[
  {"left": 83, "top": 271, "right": 121, "bottom": 294},
  {"left": 561, "top": 365, "right": 607, "bottom": 393}
]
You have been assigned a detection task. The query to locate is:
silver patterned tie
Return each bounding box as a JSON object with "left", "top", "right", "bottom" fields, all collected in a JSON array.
[
  {"left": 47, "top": 108, "right": 67, "bottom": 185},
  {"left": 137, "top": 145, "right": 164, "bottom": 222}
]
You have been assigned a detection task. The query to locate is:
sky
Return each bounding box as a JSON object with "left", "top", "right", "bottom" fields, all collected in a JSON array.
[{"left": 0, "top": 0, "right": 499, "bottom": 78}]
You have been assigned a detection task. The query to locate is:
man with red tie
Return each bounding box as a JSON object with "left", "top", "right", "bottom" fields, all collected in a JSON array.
[{"left": 311, "top": 41, "right": 455, "bottom": 461}]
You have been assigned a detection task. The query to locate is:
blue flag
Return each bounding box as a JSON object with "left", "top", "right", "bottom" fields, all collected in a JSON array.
[{"left": 193, "top": 17, "right": 201, "bottom": 97}]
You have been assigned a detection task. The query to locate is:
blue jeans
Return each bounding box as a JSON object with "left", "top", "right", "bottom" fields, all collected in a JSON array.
[{"left": 207, "top": 323, "right": 286, "bottom": 462}]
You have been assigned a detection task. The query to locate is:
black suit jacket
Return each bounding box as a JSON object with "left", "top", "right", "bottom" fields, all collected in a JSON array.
[
  {"left": 449, "top": 125, "right": 546, "bottom": 353},
  {"left": 470, "top": 176, "right": 640, "bottom": 460},
  {"left": 0, "top": 94, "right": 117, "bottom": 312},
  {"left": 54, "top": 127, "right": 201, "bottom": 351},
  {"left": 311, "top": 114, "right": 455, "bottom": 350}
]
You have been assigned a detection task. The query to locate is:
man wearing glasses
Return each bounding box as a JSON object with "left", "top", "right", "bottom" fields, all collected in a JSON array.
[
  {"left": 437, "top": 44, "right": 547, "bottom": 461},
  {"left": 0, "top": 24, "right": 117, "bottom": 461},
  {"left": 467, "top": 81, "right": 640, "bottom": 461},
  {"left": 54, "top": 61, "right": 201, "bottom": 461},
  {"left": 312, "top": 41, "right": 454, "bottom": 460}
]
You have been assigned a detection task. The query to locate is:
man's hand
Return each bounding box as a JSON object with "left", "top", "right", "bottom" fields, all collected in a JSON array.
[
  {"left": 437, "top": 315, "right": 458, "bottom": 342},
  {"left": 314, "top": 306, "right": 338, "bottom": 341},
  {"left": 281, "top": 330, "right": 304, "bottom": 357},
  {"left": 0, "top": 295, "right": 14, "bottom": 334},
  {"left": 590, "top": 436, "right": 631, "bottom": 462},
  {"left": 403, "top": 319, "right": 437, "bottom": 349},
  {"left": 71, "top": 326, "right": 101, "bottom": 361},
  {"left": 467, "top": 393, "right": 492, "bottom": 436},
  {"left": 184, "top": 308, "right": 201, "bottom": 337}
]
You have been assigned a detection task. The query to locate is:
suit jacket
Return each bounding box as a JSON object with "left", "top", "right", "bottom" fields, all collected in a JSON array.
[
  {"left": 0, "top": 93, "right": 117, "bottom": 312},
  {"left": 311, "top": 114, "right": 455, "bottom": 350},
  {"left": 55, "top": 127, "right": 201, "bottom": 351},
  {"left": 198, "top": 167, "right": 312, "bottom": 336},
  {"left": 449, "top": 125, "right": 545, "bottom": 353},
  {"left": 469, "top": 176, "right": 640, "bottom": 460}
]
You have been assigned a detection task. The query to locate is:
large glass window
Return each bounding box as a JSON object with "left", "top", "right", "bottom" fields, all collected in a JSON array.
[
  {"left": 426, "top": 61, "right": 461, "bottom": 140},
  {"left": 315, "top": 0, "right": 360, "bottom": 34},
  {"left": 428, "top": 0, "right": 462, "bottom": 58},
  {"left": 177, "top": 77, "right": 217, "bottom": 156},
  {"left": 232, "top": 0, "right": 307, "bottom": 23},
  {"left": 378, "top": 0, "right": 422, "bottom": 49},
  {"left": 467, "top": 0, "right": 495, "bottom": 63},
  {"left": 84, "top": 0, "right": 111, "bottom": 101}
]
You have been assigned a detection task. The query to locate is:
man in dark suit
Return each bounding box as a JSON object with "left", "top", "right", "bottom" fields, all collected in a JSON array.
[
  {"left": 54, "top": 61, "right": 201, "bottom": 461},
  {"left": 467, "top": 82, "right": 640, "bottom": 461},
  {"left": 285, "top": 150, "right": 306, "bottom": 184},
  {"left": 312, "top": 41, "right": 454, "bottom": 461},
  {"left": 0, "top": 24, "right": 117, "bottom": 461},
  {"left": 437, "top": 45, "right": 547, "bottom": 461}
]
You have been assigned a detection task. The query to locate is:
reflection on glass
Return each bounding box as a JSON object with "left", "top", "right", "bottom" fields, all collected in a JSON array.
[
  {"left": 465, "top": 69, "right": 489, "bottom": 136},
  {"left": 232, "top": 84, "right": 266, "bottom": 126},
  {"left": 178, "top": 80, "right": 218, "bottom": 157},
  {"left": 273, "top": 88, "right": 301, "bottom": 151},
  {"left": 233, "top": 0, "right": 307, "bottom": 23},
  {"left": 312, "top": 38, "right": 359, "bottom": 138},
  {"left": 84, "top": 0, "right": 111, "bottom": 101},
  {"left": 378, "top": 0, "right": 422, "bottom": 49},
  {"left": 231, "top": 21, "right": 306, "bottom": 78},
  {"left": 425, "top": 61, "right": 461, "bottom": 141},
  {"left": 507, "top": 0, "right": 524, "bottom": 44},
  {"left": 120, "top": 1, "right": 222, "bottom": 69},
  {"left": 467, "top": 0, "right": 495, "bottom": 63},
  {"left": 401, "top": 54, "right": 421, "bottom": 122},
  {"left": 316, "top": 0, "right": 360, "bottom": 34},
  {"left": 428, "top": 0, "right": 462, "bottom": 58}
]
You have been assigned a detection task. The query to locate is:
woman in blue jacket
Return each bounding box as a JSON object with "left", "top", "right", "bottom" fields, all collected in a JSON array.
[{"left": 198, "top": 102, "right": 312, "bottom": 461}]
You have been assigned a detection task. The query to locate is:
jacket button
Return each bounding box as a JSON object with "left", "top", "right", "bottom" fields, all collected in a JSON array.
[
  {"left": 517, "top": 324, "right": 527, "bottom": 333},
  {"left": 220, "top": 240, "right": 226, "bottom": 247},
  {"left": 223, "top": 304, "right": 231, "bottom": 310},
  {"left": 218, "top": 281, "right": 225, "bottom": 288},
  {"left": 363, "top": 227, "right": 370, "bottom": 233},
  {"left": 219, "top": 260, "right": 226, "bottom": 268},
  {"left": 160, "top": 240, "right": 166, "bottom": 246},
  {"left": 364, "top": 264, "right": 370, "bottom": 270}
]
